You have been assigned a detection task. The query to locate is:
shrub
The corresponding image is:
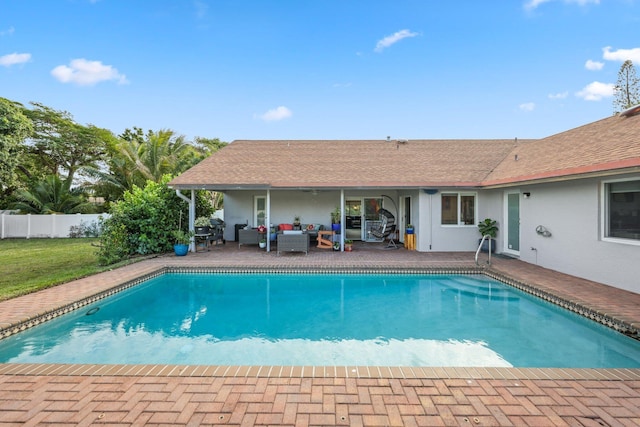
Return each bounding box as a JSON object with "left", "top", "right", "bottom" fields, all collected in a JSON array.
[
  {"left": 98, "top": 176, "right": 183, "bottom": 265},
  {"left": 69, "top": 220, "right": 102, "bottom": 238}
]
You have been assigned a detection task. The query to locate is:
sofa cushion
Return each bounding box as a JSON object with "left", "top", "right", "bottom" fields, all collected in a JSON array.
[{"left": 279, "top": 223, "right": 293, "bottom": 231}]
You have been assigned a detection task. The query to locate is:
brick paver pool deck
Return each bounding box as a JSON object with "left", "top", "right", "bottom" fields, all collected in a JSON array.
[{"left": 1, "top": 243, "right": 639, "bottom": 426}]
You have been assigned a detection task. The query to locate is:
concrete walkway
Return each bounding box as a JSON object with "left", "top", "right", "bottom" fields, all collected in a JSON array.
[{"left": 1, "top": 242, "right": 639, "bottom": 426}]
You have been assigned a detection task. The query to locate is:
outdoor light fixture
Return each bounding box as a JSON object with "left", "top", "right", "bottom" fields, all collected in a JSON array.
[{"left": 523, "top": 192, "right": 531, "bottom": 199}]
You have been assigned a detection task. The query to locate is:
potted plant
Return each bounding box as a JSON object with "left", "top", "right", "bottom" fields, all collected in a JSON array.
[
  {"left": 333, "top": 241, "right": 341, "bottom": 251},
  {"left": 344, "top": 239, "right": 353, "bottom": 251},
  {"left": 293, "top": 215, "right": 301, "bottom": 230},
  {"left": 259, "top": 238, "right": 267, "bottom": 249},
  {"left": 406, "top": 224, "right": 414, "bottom": 234},
  {"left": 331, "top": 206, "right": 341, "bottom": 232},
  {"left": 194, "top": 216, "right": 210, "bottom": 235},
  {"left": 477, "top": 218, "right": 498, "bottom": 253},
  {"left": 172, "top": 229, "right": 194, "bottom": 256}
]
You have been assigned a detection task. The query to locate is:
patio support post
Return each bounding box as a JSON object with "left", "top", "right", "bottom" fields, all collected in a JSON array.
[
  {"left": 175, "top": 189, "right": 196, "bottom": 252},
  {"left": 189, "top": 190, "right": 195, "bottom": 252},
  {"left": 266, "top": 190, "right": 271, "bottom": 252},
  {"left": 340, "top": 190, "right": 345, "bottom": 251}
]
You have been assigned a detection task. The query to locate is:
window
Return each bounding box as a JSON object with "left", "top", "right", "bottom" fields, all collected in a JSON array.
[
  {"left": 254, "top": 196, "right": 266, "bottom": 226},
  {"left": 441, "top": 193, "right": 476, "bottom": 225},
  {"left": 604, "top": 179, "right": 640, "bottom": 242}
]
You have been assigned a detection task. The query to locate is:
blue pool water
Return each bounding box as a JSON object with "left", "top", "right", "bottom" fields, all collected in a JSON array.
[{"left": 1, "top": 273, "right": 639, "bottom": 367}]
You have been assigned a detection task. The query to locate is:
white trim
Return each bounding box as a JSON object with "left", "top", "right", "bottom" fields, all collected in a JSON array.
[
  {"left": 254, "top": 195, "right": 266, "bottom": 227},
  {"left": 440, "top": 192, "right": 477, "bottom": 226},
  {"left": 600, "top": 177, "right": 640, "bottom": 246},
  {"left": 503, "top": 190, "right": 520, "bottom": 256}
]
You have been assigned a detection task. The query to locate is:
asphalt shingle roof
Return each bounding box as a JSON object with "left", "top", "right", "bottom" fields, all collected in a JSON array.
[
  {"left": 170, "top": 139, "right": 519, "bottom": 189},
  {"left": 484, "top": 113, "right": 640, "bottom": 186},
  {"left": 170, "top": 111, "right": 640, "bottom": 190}
]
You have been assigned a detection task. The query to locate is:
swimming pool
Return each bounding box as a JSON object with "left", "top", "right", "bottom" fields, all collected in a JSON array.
[{"left": 1, "top": 273, "right": 639, "bottom": 367}]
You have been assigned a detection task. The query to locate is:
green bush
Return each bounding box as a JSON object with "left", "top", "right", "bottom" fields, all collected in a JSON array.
[{"left": 98, "top": 176, "right": 184, "bottom": 265}]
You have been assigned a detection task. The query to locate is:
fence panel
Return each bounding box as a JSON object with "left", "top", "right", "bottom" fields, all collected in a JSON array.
[{"left": 1, "top": 213, "right": 109, "bottom": 239}]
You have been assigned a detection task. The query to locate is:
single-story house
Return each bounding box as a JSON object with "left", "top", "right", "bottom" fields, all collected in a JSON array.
[{"left": 169, "top": 105, "right": 640, "bottom": 294}]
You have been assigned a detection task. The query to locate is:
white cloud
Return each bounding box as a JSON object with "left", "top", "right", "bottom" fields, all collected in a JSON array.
[
  {"left": 51, "top": 58, "right": 128, "bottom": 86},
  {"left": 519, "top": 102, "right": 536, "bottom": 112},
  {"left": 575, "top": 81, "right": 615, "bottom": 101},
  {"left": 602, "top": 46, "right": 640, "bottom": 63},
  {"left": 256, "top": 106, "right": 292, "bottom": 122},
  {"left": 524, "top": 0, "right": 599, "bottom": 11},
  {"left": 0, "top": 52, "right": 31, "bottom": 67},
  {"left": 0, "top": 27, "right": 15, "bottom": 37},
  {"left": 374, "top": 29, "right": 418, "bottom": 53},
  {"left": 548, "top": 91, "right": 568, "bottom": 99},
  {"left": 585, "top": 59, "right": 604, "bottom": 71}
]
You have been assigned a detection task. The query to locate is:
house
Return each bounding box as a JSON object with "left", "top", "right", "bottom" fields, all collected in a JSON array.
[{"left": 169, "top": 106, "right": 640, "bottom": 294}]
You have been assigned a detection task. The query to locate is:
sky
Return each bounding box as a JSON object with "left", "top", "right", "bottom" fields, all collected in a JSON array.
[{"left": 1, "top": 0, "right": 639, "bottom": 143}]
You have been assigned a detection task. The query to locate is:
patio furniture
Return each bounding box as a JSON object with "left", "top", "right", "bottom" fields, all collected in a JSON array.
[
  {"left": 194, "top": 232, "right": 210, "bottom": 252},
  {"left": 317, "top": 230, "right": 335, "bottom": 249},
  {"left": 238, "top": 228, "right": 260, "bottom": 247},
  {"left": 277, "top": 232, "right": 309, "bottom": 255},
  {"left": 368, "top": 208, "right": 398, "bottom": 249},
  {"left": 208, "top": 222, "right": 225, "bottom": 247}
]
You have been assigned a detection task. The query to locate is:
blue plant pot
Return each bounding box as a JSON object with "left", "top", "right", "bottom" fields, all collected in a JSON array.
[
  {"left": 406, "top": 229, "right": 414, "bottom": 234},
  {"left": 174, "top": 244, "right": 189, "bottom": 256},
  {"left": 332, "top": 223, "right": 340, "bottom": 232},
  {"left": 478, "top": 239, "right": 496, "bottom": 253}
]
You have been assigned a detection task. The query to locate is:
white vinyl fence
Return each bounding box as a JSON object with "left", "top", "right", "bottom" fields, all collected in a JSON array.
[{"left": 1, "top": 213, "right": 109, "bottom": 239}]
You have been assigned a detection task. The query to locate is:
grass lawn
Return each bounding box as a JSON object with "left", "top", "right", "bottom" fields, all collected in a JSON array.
[{"left": 0, "top": 238, "right": 113, "bottom": 301}]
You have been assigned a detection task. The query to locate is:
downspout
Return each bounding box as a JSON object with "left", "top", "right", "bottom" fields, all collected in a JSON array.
[{"left": 175, "top": 189, "right": 196, "bottom": 252}]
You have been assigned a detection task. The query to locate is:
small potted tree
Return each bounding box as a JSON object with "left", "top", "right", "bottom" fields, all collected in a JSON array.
[
  {"left": 331, "top": 206, "right": 341, "bottom": 232},
  {"left": 477, "top": 218, "right": 498, "bottom": 253},
  {"left": 173, "top": 230, "right": 194, "bottom": 256}
]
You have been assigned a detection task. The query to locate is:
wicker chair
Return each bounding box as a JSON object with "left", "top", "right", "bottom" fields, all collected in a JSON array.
[
  {"left": 368, "top": 208, "right": 398, "bottom": 249},
  {"left": 277, "top": 232, "right": 309, "bottom": 255}
]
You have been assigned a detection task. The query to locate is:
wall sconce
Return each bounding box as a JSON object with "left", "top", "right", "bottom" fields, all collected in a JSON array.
[{"left": 523, "top": 192, "right": 531, "bottom": 199}]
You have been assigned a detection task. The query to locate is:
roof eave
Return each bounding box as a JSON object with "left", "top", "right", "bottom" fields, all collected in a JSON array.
[{"left": 482, "top": 161, "right": 640, "bottom": 189}]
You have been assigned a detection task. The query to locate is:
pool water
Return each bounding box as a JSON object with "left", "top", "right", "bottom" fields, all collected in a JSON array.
[{"left": 1, "top": 273, "right": 639, "bottom": 367}]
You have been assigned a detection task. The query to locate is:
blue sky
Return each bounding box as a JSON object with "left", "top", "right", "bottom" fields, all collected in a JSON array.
[{"left": 1, "top": 0, "right": 639, "bottom": 142}]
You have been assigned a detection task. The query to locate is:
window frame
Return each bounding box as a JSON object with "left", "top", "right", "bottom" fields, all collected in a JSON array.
[
  {"left": 254, "top": 195, "right": 266, "bottom": 227},
  {"left": 441, "top": 192, "right": 477, "bottom": 226},
  {"left": 601, "top": 178, "right": 640, "bottom": 246}
]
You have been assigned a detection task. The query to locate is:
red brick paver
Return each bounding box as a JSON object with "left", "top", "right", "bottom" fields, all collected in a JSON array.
[{"left": 1, "top": 243, "right": 639, "bottom": 426}]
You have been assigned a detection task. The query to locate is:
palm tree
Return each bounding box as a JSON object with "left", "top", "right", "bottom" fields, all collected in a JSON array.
[{"left": 10, "top": 175, "right": 96, "bottom": 214}]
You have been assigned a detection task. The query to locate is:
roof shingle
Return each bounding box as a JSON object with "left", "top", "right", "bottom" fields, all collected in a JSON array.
[{"left": 169, "top": 112, "right": 640, "bottom": 190}]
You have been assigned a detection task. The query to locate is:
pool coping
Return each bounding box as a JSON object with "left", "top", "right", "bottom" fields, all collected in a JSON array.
[{"left": 1, "top": 265, "right": 639, "bottom": 381}]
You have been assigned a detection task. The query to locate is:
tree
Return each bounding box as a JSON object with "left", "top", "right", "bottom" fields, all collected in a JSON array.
[
  {"left": 22, "top": 102, "right": 114, "bottom": 187},
  {"left": 10, "top": 175, "right": 96, "bottom": 214},
  {"left": 613, "top": 60, "right": 640, "bottom": 114},
  {"left": 0, "top": 98, "right": 32, "bottom": 192}
]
